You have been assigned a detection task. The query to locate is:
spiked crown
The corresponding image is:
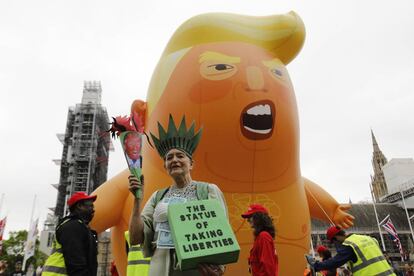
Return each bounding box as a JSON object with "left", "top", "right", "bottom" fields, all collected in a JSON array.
[{"left": 150, "top": 115, "right": 203, "bottom": 159}]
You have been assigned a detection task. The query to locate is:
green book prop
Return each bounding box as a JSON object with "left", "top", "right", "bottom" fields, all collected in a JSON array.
[{"left": 168, "top": 199, "right": 240, "bottom": 270}]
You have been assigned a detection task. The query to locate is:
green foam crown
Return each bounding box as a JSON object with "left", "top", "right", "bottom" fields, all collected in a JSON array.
[{"left": 150, "top": 114, "right": 203, "bottom": 158}]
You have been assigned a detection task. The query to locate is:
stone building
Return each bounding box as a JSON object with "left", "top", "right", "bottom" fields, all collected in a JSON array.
[
  {"left": 370, "top": 131, "right": 389, "bottom": 202},
  {"left": 53, "top": 81, "right": 112, "bottom": 217}
]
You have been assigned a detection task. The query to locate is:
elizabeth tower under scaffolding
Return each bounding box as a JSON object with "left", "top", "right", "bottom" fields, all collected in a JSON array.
[{"left": 54, "top": 81, "right": 112, "bottom": 218}]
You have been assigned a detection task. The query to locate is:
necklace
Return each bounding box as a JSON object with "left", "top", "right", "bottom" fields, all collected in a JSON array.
[{"left": 168, "top": 181, "right": 197, "bottom": 198}]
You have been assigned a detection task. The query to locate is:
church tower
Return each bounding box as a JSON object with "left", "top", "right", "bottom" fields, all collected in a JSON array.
[{"left": 370, "top": 130, "right": 388, "bottom": 202}]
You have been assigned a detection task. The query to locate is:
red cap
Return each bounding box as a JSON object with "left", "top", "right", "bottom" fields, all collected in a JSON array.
[
  {"left": 326, "top": 226, "right": 342, "bottom": 241},
  {"left": 241, "top": 204, "right": 268, "bottom": 218},
  {"left": 67, "top": 192, "right": 97, "bottom": 207},
  {"left": 316, "top": 245, "right": 328, "bottom": 254}
]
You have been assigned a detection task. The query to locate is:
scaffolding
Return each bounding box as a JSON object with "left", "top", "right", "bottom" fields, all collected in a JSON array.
[{"left": 53, "top": 81, "right": 112, "bottom": 218}]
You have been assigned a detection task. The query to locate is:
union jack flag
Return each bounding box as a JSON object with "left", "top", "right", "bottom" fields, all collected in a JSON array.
[
  {"left": 0, "top": 217, "right": 6, "bottom": 254},
  {"left": 381, "top": 215, "right": 404, "bottom": 261}
]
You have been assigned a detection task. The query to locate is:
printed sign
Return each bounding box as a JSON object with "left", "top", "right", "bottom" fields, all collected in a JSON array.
[{"left": 168, "top": 199, "right": 240, "bottom": 270}]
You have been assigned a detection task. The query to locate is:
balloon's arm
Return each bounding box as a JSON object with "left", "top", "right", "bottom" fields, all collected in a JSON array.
[
  {"left": 90, "top": 169, "right": 131, "bottom": 232},
  {"left": 304, "top": 177, "right": 354, "bottom": 229}
]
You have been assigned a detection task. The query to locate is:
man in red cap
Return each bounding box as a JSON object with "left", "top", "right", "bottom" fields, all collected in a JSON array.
[
  {"left": 43, "top": 192, "right": 98, "bottom": 276},
  {"left": 307, "top": 226, "right": 395, "bottom": 276},
  {"left": 242, "top": 204, "right": 278, "bottom": 276}
]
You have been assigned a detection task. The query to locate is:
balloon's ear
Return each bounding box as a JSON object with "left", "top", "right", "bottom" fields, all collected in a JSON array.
[{"left": 130, "top": 100, "right": 147, "bottom": 128}]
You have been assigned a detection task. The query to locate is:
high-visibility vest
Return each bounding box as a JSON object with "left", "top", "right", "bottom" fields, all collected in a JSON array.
[
  {"left": 42, "top": 219, "right": 74, "bottom": 275},
  {"left": 343, "top": 234, "right": 396, "bottom": 276},
  {"left": 125, "top": 231, "right": 150, "bottom": 275}
]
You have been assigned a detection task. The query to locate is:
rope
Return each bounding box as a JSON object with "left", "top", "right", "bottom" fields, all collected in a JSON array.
[{"left": 305, "top": 185, "right": 335, "bottom": 225}]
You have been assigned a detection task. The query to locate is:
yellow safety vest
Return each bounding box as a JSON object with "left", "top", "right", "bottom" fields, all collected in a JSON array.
[
  {"left": 125, "top": 231, "right": 150, "bottom": 276},
  {"left": 42, "top": 219, "right": 73, "bottom": 275},
  {"left": 343, "top": 234, "right": 396, "bottom": 276}
]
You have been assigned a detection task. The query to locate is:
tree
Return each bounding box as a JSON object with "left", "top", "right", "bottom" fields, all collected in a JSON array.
[{"left": 0, "top": 230, "right": 47, "bottom": 274}]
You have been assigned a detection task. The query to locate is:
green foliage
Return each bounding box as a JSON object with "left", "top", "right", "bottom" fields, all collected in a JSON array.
[
  {"left": 3, "top": 230, "right": 26, "bottom": 256},
  {"left": 0, "top": 230, "right": 47, "bottom": 273}
]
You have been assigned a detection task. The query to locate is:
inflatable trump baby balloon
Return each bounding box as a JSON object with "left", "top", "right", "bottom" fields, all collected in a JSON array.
[{"left": 90, "top": 12, "right": 354, "bottom": 275}]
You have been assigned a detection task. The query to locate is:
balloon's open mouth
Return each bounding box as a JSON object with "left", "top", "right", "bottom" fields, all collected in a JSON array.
[{"left": 240, "top": 100, "right": 275, "bottom": 140}]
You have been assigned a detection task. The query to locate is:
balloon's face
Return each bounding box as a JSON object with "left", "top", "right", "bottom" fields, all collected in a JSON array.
[{"left": 150, "top": 42, "right": 300, "bottom": 192}]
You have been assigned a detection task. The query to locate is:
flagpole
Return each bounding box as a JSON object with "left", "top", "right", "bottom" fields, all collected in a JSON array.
[
  {"left": 0, "top": 193, "right": 4, "bottom": 216},
  {"left": 310, "top": 235, "right": 315, "bottom": 258},
  {"left": 370, "top": 182, "right": 386, "bottom": 251},
  {"left": 23, "top": 195, "right": 37, "bottom": 271},
  {"left": 29, "top": 195, "right": 36, "bottom": 226},
  {"left": 400, "top": 190, "right": 414, "bottom": 243}
]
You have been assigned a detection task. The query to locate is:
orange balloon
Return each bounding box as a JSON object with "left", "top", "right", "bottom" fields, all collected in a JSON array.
[{"left": 91, "top": 12, "right": 354, "bottom": 276}]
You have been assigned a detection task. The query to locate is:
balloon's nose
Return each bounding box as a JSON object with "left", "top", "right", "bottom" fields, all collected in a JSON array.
[{"left": 246, "top": 66, "right": 265, "bottom": 91}]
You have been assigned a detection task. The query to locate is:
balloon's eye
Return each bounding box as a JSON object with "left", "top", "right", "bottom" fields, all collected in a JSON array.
[
  {"left": 271, "top": 68, "right": 283, "bottom": 77},
  {"left": 201, "top": 62, "right": 238, "bottom": 80},
  {"left": 209, "top": 64, "right": 234, "bottom": 71},
  {"left": 268, "top": 66, "right": 289, "bottom": 84}
]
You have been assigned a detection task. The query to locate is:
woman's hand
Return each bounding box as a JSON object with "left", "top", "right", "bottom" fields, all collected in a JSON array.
[
  {"left": 128, "top": 174, "right": 145, "bottom": 245},
  {"left": 198, "top": 264, "right": 224, "bottom": 276},
  {"left": 128, "top": 174, "right": 144, "bottom": 199}
]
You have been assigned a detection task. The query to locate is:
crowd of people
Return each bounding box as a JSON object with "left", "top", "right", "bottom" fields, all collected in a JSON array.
[
  {"left": 0, "top": 260, "right": 42, "bottom": 276},
  {"left": 5, "top": 115, "right": 412, "bottom": 275}
]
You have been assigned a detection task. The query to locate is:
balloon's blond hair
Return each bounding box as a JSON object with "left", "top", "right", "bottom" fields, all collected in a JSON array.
[
  {"left": 146, "top": 12, "right": 305, "bottom": 114},
  {"left": 164, "top": 11, "right": 305, "bottom": 64}
]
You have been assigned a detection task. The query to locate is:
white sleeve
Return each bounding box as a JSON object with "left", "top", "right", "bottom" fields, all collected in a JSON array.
[
  {"left": 207, "top": 183, "right": 228, "bottom": 218},
  {"left": 140, "top": 191, "right": 157, "bottom": 257}
]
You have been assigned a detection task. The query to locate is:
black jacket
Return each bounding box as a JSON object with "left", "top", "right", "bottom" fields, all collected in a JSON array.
[{"left": 56, "top": 215, "right": 98, "bottom": 276}]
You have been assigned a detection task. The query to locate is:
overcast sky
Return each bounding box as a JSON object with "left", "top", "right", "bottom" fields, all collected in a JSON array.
[{"left": 1, "top": 0, "right": 413, "bottom": 237}]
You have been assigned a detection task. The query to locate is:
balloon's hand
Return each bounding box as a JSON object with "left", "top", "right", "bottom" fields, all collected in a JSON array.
[
  {"left": 128, "top": 174, "right": 144, "bottom": 199},
  {"left": 332, "top": 204, "right": 354, "bottom": 229}
]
